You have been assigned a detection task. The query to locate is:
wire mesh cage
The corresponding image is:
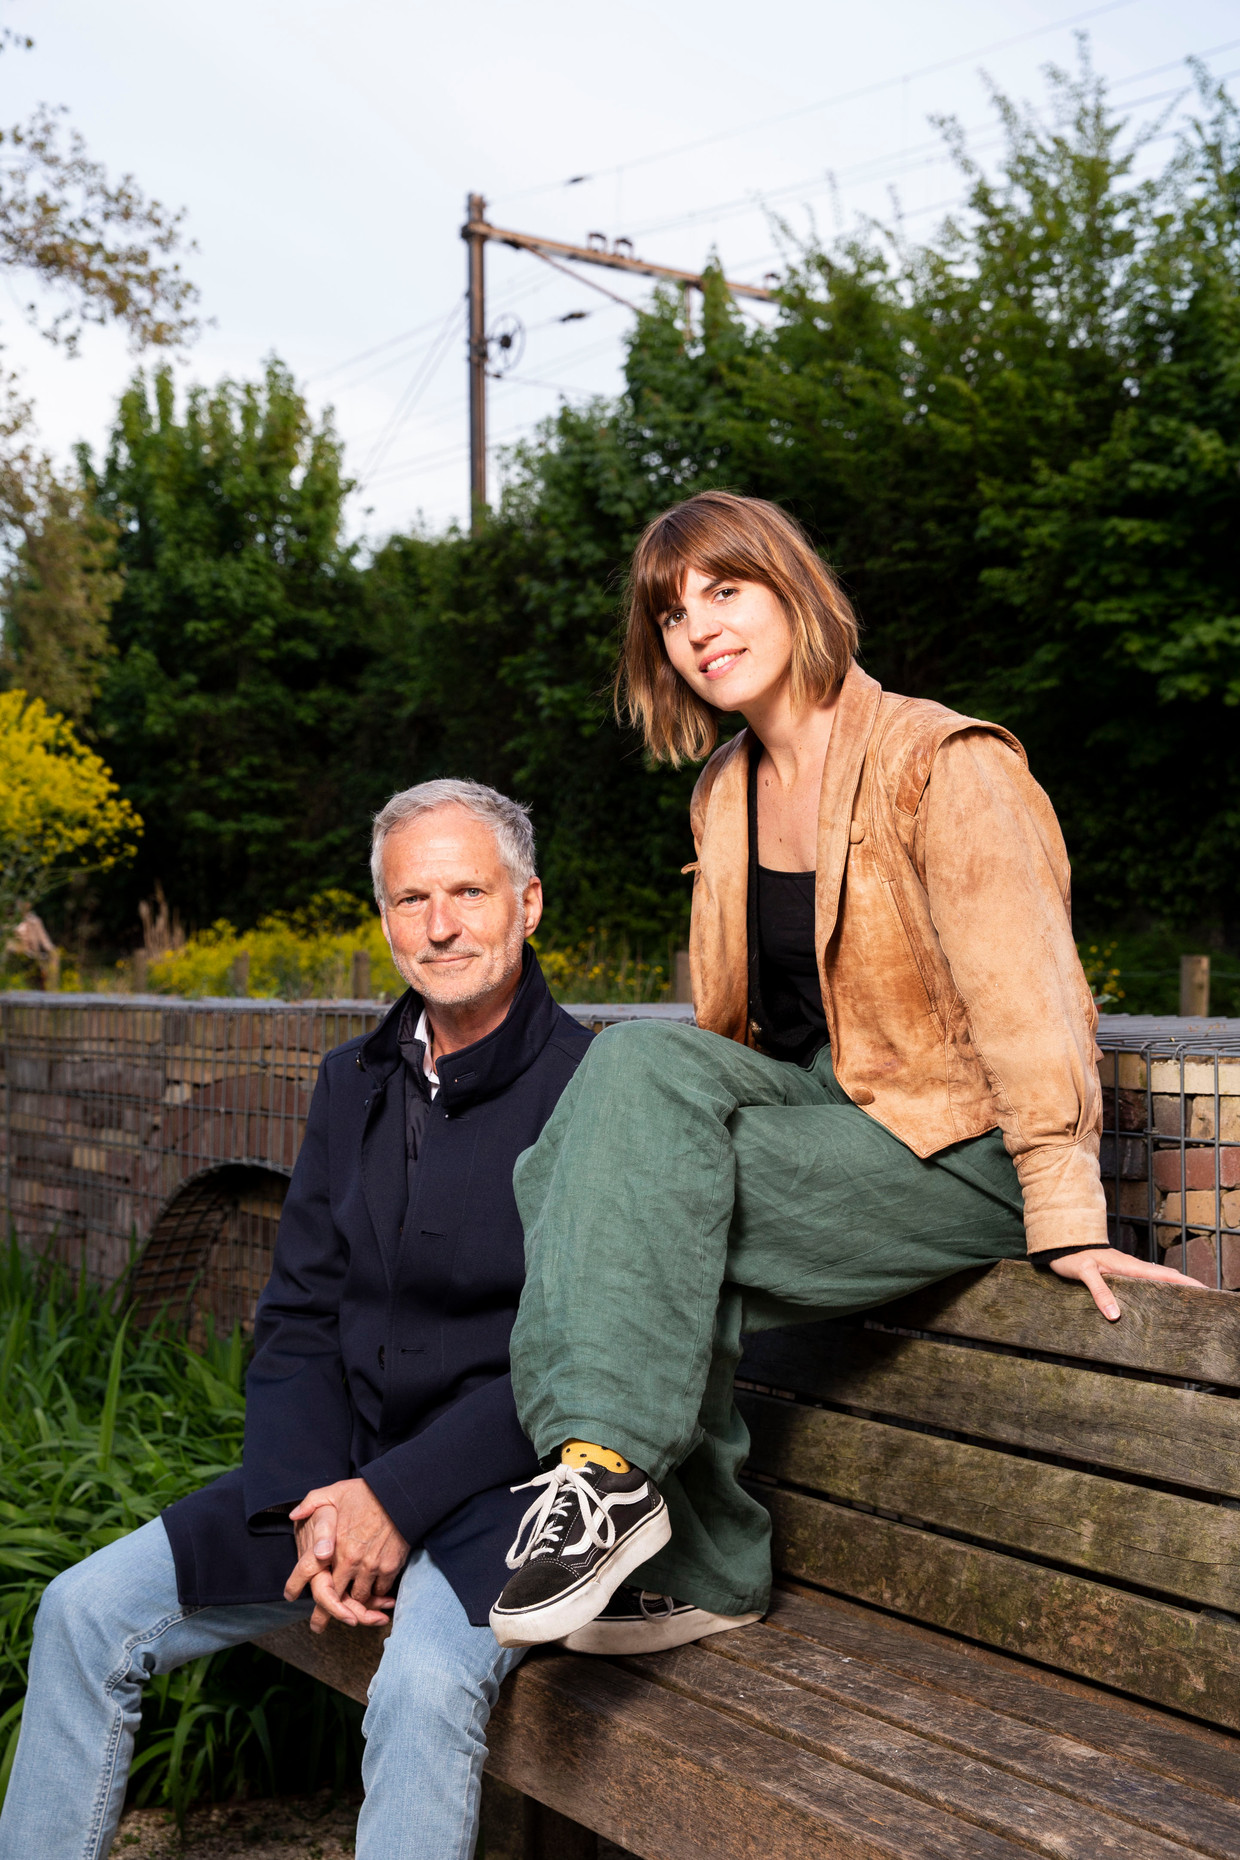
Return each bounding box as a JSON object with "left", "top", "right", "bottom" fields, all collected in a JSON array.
[{"left": 1096, "top": 1016, "right": 1240, "bottom": 1289}]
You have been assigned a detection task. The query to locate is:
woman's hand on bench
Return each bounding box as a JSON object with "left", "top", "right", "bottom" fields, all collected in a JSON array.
[{"left": 1048, "top": 1247, "right": 1205, "bottom": 1321}]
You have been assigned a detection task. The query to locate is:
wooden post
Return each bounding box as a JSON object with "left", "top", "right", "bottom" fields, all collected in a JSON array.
[
  {"left": 231, "top": 950, "right": 251, "bottom": 997},
  {"left": 351, "top": 948, "right": 371, "bottom": 1000},
  {"left": 480, "top": 1777, "right": 599, "bottom": 1859},
  {"left": 1180, "top": 954, "right": 1210, "bottom": 1018},
  {"left": 132, "top": 950, "right": 148, "bottom": 993},
  {"left": 465, "top": 191, "right": 488, "bottom": 532},
  {"left": 673, "top": 948, "right": 692, "bottom": 1004}
]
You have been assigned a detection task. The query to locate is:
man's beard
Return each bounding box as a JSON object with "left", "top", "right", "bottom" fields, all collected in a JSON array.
[{"left": 393, "top": 916, "right": 526, "bottom": 1012}]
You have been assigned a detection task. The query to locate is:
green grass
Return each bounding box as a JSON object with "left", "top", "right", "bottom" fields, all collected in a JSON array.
[{"left": 0, "top": 1239, "right": 362, "bottom": 1821}]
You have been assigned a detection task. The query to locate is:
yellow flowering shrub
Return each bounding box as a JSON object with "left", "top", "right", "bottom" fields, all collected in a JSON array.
[
  {"left": 146, "top": 902, "right": 673, "bottom": 1005},
  {"left": 148, "top": 893, "right": 404, "bottom": 1000},
  {"left": 530, "top": 933, "right": 670, "bottom": 1004},
  {"left": 1078, "top": 940, "right": 1124, "bottom": 1006},
  {"left": 0, "top": 690, "right": 140, "bottom": 931}
]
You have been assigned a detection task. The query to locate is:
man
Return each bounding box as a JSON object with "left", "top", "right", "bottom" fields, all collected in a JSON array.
[{"left": 0, "top": 780, "right": 591, "bottom": 1860}]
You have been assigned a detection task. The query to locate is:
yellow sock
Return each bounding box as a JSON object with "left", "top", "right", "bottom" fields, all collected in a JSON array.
[{"left": 561, "top": 1439, "right": 631, "bottom": 1474}]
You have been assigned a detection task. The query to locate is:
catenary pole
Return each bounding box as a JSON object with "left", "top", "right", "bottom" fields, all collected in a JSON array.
[
  {"left": 460, "top": 197, "right": 778, "bottom": 529},
  {"left": 465, "top": 192, "right": 488, "bottom": 533}
]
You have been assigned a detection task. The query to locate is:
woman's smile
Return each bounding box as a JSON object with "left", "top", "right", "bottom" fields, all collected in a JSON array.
[{"left": 698, "top": 647, "right": 747, "bottom": 679}]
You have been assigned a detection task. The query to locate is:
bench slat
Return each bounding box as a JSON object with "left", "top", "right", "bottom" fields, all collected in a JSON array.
[
  {"left": 487, "top": 1649, "right": 1037, "bottom": 1860},
  {"left": 759, "top": 1486, "right": 1240, "bottom": 1728},
  {"left": 763, "top": 1591, "right": 1240, "bottom": 1801},
  {"left": 742, "top": 1395, "right": 1240, "bottom": 1612},
  {"left": 620, "top": 1640, "right": 1217, "bottom": 1859},
  {"left": 691, "top": 1622, "right": 1240, "bottom": 1857},
  {"left": 738, "top": 1326, "right": 1240, "bottom": 1498},
  {"left": 874, "top": 1263, "right": 1240, "bottom": 1388}
]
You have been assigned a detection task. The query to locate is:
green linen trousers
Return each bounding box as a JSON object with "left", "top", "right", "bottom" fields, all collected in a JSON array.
[{"left": 510, "top": 1019, "right": 1026, "bottom": 1618}]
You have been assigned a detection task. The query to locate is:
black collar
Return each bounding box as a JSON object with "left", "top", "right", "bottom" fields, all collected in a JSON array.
[{"left": 358, "top": 944, "right": 559, "bottom": 1112}]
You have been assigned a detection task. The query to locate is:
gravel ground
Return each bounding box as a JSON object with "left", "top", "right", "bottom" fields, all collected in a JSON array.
[
  {"left": 113, "top": 1795, "right": 360, "bottom": 1857},
  {"left": 113, "top": 1792, "right": 634, "bottom": 1857}
]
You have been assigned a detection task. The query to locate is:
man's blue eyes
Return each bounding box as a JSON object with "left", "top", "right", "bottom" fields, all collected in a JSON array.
[{"left": 397, "top": 890, "right": 484, "bottom": 903}]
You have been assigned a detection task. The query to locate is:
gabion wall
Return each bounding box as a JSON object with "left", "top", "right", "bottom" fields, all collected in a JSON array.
[
  {"left": 5, "top": 996, "right": 1238, "bottom": 1338},
  {"left": 1097, "top": 1016, "right": 1240, "bottom": 1288},
  {"left": 0, "top": 993, "right": 692, "bottom": 1336}
]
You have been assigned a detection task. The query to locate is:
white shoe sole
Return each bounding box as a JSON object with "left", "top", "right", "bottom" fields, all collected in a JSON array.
[
  {"left": 560, "top": 1607, "right": 762, "bottom": 1655},
  {"left": 489, "top": 1503, "right": 672, "bottom": 1648}
]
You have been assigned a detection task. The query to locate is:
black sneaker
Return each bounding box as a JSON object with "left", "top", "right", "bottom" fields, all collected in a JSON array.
[
  {"left": 560, "top": 1584, "right": 762, "bottom": 1655},
  {"left": 489, "top": 1459, "right": 671, "bottom": 1648}
]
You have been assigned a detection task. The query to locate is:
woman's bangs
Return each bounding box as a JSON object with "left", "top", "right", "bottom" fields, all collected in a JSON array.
[{"left": 638, "top": 514, "right": 768, "bottom": 626}]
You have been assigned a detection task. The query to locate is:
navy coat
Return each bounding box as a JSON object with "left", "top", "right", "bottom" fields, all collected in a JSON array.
[{"left": 163, "top": 948, "right": 592, "bottom": 1625}]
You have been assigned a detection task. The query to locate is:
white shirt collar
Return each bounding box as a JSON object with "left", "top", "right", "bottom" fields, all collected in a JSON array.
[{"left": 413, "top": 1008, "right": 440, "bottom": 1098}]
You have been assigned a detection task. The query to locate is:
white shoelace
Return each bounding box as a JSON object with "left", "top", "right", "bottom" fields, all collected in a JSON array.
[{"left": 504, "top": 1463, "right": 620, "bottom": 1571}]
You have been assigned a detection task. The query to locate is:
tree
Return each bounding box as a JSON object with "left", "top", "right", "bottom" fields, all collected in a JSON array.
[
  {"left": 0, "top": 23, "right": 197, "bottom": 735},
  {"left": 77, "top": 50, "right": 1240, "bottom": 951},
  {"left": 0, "top": 450, "right": 121, "bottom": 721},
  {"left": 88, "top": 361, "right": 370, "bottom": 932},
  {"left": 0, "top": 689, "right": 139, "bottom": 937}
]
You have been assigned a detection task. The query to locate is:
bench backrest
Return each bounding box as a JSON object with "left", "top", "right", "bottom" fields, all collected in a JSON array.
[{"left": 737, "top": 1259, "right": 1240, "bottom": 1732}]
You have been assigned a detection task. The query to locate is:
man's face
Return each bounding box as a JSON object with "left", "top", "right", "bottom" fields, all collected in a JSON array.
[{"left": 378, "top": 804, "right": 542, "bottom": 1014}]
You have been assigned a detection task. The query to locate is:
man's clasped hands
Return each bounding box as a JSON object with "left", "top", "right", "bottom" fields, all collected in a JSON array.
[{"left": 283, "top": 1481, "right": 409, "bottom": 1634}]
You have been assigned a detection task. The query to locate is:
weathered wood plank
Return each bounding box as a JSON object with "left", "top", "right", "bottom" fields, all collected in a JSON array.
[
  {"left": 738, "top": 1326, "right": 1240, "bottom": 1498},
  {"left": 488, "top": 1650, "right": 1035, "bottom": 1860},
  {"left": 741, "top": 1394, "right": 1240, "bottom": 1612},
  {"left": 254, "top": 1618, "right": 387, "bottom": 1703},
  {"left": 256, "top": 1617, "right": 1030, "bottom": 1853},
  {"left": 693, "top": 1622, "right": 1240, "bottom": 1856},
  {"left": 762, "top": 1590, "right": 1240, "bottom": 1801},
  {"left": 620, "top": 1641, "right": 1218, "bottom": 1859},
  {"left": 871, "top": 1260, "right": 1240, "bottom": 1387},
  {"left": 757, "top": 1486, "right": 1240, "bottom": 1729}
]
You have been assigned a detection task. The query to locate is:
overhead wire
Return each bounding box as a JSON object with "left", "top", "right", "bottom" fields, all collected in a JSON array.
[
  {"left": 364, "top": 30, "right": 1240, "bottom": 508},
  {"left": 355, "top": 300, "right": 465, "bottom": 487},
  {"left": 528, "top": 246, "right": 646, "bottom": 313},
  {"left": 620, "top": 37, "right": 1240, "bottom": 249},
  {"left": 490, "top": 0, "right": 1145, "bottom": 207}
]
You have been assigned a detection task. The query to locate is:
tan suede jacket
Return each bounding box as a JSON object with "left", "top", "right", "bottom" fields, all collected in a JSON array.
[{"left": 687, "top": 661, "right": 1106, "bottom": 1255}]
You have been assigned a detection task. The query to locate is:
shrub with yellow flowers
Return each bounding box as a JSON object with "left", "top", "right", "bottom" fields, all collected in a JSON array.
[
  {"left": 147, "top": 891, "right": 405, "bottom": 1000},
  {"left": 0, "top": 690, "right": 140, "bottom": 936},
  {"left": 146, "top": 902, "right": 674, "bottom": 1005},
  {"left": 1078, "top": 940, "right": 1124, "bottom": 1007}
]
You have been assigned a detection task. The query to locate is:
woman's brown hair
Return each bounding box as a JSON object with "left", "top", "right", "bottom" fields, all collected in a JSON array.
[{"left": 617, "top": 491, "right": 859, "bottom": 765}]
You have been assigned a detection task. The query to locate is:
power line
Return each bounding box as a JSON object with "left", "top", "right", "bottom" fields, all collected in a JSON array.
[
  {"left": 304, "top": 311, "right": 462, "bottom": 385},
  {"left": 618, "top": 40, "right": 1240, "bottom": 250},
  {"left": 356, "top": 301, "right": 464, "bottom": 487},
  {"left": 491, "top": 0, "right": 1144, "bottom": 207},
  {"left": 365, "top": 32, "right": 1240, "bottom": 515},
  {"left": 528, "top": 247, "right": 646, "bottom": 313}
]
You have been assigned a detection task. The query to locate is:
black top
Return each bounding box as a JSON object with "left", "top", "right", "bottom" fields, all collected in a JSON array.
[{"left": 747, "top": 736, "right": 829, "bottom": 1064}]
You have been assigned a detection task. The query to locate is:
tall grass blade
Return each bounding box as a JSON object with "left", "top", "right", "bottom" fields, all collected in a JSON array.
[{"left": 97, "top": 1311, "right": 130, "bottom": 1474}]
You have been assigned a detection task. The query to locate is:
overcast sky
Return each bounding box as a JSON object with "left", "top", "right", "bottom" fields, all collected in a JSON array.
[{"left": 3, "top": 0, "right": 1238, "bottom": 542}]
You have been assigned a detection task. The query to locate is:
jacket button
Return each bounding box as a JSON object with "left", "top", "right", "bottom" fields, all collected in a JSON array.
[
  {"left": 849, "top": 823, "right": 867, "bottom": 843},
  {"left": 852, "top": 1087, "right": 876, "bottom": 1105},
  {"left": 378, "top": 1345, "right": 385, "bottom": 1370}
]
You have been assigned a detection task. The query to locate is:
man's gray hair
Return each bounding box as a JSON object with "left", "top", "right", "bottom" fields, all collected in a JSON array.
[{"left": 370, "top": 779, "right": 537, "bottom": 904}]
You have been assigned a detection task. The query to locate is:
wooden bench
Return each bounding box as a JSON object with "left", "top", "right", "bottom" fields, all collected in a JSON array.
[{"left": 257, "top": 1260, "right": 1240, "bottom": 1857}]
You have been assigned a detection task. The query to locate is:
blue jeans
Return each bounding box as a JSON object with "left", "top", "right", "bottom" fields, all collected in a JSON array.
[{"left": 0, "top": 1518, "right": 525, "bottom": 1860}]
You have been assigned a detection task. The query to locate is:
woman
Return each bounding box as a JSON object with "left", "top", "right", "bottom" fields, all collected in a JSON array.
[{"left": 490, "top": 491, "right": 1196, "bottom": 1654}]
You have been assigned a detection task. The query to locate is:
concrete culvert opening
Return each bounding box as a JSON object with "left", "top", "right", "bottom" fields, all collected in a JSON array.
[{"left": 131, "top": 1164, "right": 288, "bottom": 1346}]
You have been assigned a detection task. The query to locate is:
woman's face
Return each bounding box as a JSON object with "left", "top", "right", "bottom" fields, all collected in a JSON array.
[{"left": 658, "top": 566, "right": 793, "bottom": 712}]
